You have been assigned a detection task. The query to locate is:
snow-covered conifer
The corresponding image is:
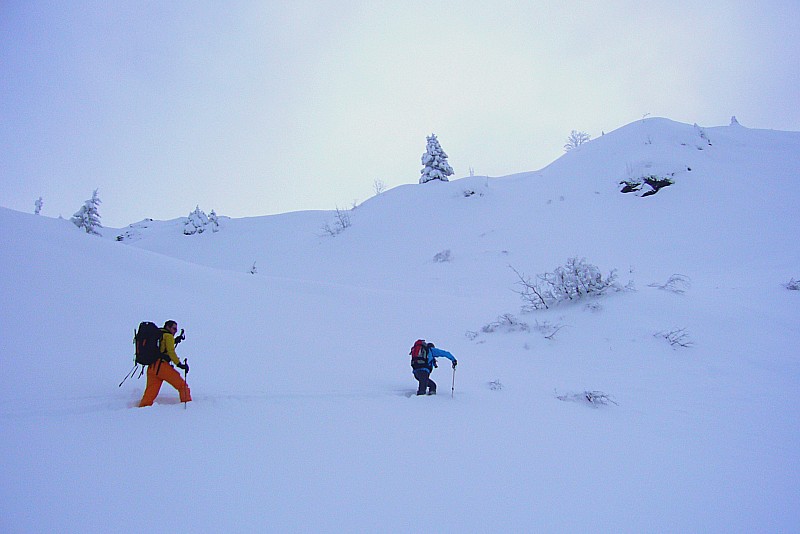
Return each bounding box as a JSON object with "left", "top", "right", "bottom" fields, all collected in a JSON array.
[
  {"left": 420, "top": 134, "right": 454, "bottom": 184},
  {"left": 71, "top": 189, "right": 102, "bottom": 235},
  {"left": 184, "top": 205, "right": 210, "bottom": 235},
  {"left": 209, "top": 210, "right": 220, "bottom": 232},
  {"left": 35, "top": 197, "right": 43, "bottom": 215}
]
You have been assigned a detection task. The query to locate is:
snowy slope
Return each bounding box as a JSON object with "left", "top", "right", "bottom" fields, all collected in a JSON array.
[
  {"left": 119, "top": 118, "right": 800, "bottom": 292},
  {"left": 1, "top": 118, "right": 799, "bottom": 532}
]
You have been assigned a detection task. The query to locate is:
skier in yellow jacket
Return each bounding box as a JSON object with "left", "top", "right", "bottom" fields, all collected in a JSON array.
[{"left": 139, "top": 320, "right": 192, "bottom": 407}]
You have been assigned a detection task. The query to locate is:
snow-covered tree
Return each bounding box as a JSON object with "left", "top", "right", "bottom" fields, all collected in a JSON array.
[
  {"left": 420, "top": 134, "right": 454, "bottom": 184},
  {"left": 208, "top": 210, "right": 220, "bottom": 232},
  {"left": 564, "top": 130, "right": 591, "bottom": 151},
  {"left": 71, "top": 189, "right": 102, "bottom": 235},
  {"left": 511, "top": 257, "right": 619, "bottom": 311},
  {"left": 184, "top": 206, "right": 210, "bottom": 235},
  {"left": 34, "top": 197, "right": 43, "bottom": 215}
]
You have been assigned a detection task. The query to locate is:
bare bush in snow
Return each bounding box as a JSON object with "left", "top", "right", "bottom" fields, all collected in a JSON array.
[
  {"left": 533, "top": 319, "right": 566, "bottom": 340},
  {"left": 655, "top": 327, "right": 694, "bottom": 348},
  {"left": 564, "top": 130, "right": 591, "bottom": 151},
  {"left": 433, "top": 249, "right": 452, "bottom": 263},
  {"left": 648, "top": 274, "right": 691, "bottom": 294},
  {"left": 481, "top": 314, "right": 530, "bottom": 334},
  {"left": 556, "top": 389, "right": 618, "bottom": 407},
  {"left": 783, "top": 278, "right": 800, "bottom": 291},
  {"left": 322, "top": 206, "right": 352, "bottom": 237},
  {"left": 488, "top": 379, "right": 503, "bottom": 391}
]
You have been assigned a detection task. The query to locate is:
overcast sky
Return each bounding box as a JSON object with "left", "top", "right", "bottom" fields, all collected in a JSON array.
[{"left": 2, "top": 1, "right": 799, "bottom": 227}]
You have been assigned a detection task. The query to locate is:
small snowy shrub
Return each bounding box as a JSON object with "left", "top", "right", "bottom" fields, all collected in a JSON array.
[
  {"left": 481, "top": 314, "right": 530, "bottom": 334},
  {"left": 564, "top": 130, "right": 591, "bottom": 151},
  {"left": 488, "top": 379, "right": 503, "bottom": 391},
  {"left": 35, "top": 197, "right": 43, "bottom": 215},
  {"left": 648, "top": 274, "right": 691, "bottom": 294},
  {"left": 556, "top": 390, "right": 618, "bottom": 407},
  {"left": 511, "top": 258, "right": 619, "bottom": 311},
  {"left": 584, "top": 301, "right": 603, "bottom": 312},
  {"left": 783, "top": 278, "right": 800, "bottom": 291},
  {"left": 655, "top": 327, "right": 694, "bottom": 348},
  {"left": 533, "top": 319, "right": 566, "bottom": 340},
  {"left": 433, "top": 249, "right": 452, "bottom": 263},
  {"left": 322, "top": 206, "right": 352, "bottom": 237}
]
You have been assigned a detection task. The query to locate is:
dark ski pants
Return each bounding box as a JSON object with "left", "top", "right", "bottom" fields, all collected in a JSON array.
[{"left": 413, "top": 369, "right": 437, "bottom": 395}]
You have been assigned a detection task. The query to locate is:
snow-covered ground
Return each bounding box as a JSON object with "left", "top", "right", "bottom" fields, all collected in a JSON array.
[{"left": 1, "top": 118, "right": 798, "bottom": 532}]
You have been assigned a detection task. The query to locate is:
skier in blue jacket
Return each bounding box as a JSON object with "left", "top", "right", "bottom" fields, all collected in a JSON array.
[{"left": 412, "top": 342, "right": 457, "bottom": 395}]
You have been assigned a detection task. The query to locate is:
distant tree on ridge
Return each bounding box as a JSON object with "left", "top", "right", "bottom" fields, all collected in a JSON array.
[
  {"left": 71, "top": 189, "right": 102, "bottom": 235},
  {"left": 420, "top": 133, "right": 454, "bottom": 184},
  {"left": 564, "top": 130, "right": 591, "bottom": 151}
]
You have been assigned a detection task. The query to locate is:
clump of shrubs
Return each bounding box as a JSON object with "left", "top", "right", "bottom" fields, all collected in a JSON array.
[{"left": 511, "top": 257, "right": 619, "bottom": 311}]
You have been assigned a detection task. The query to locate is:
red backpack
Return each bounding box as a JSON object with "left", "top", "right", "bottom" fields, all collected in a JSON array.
[{"left": 410, "top": 339, "right": 430, "bottom": 369}]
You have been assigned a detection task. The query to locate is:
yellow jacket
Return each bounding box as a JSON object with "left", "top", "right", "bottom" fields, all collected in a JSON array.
[{"left": 160, "top": 329, "right": 181, "bottom": 366}]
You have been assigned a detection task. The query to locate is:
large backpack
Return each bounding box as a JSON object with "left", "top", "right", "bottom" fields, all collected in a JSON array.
[
  {"left": 134, "top": 321, "right": 164, "bottom": 366},
  {"left": 410, "top": 339, "right": 430, "bottom": 370}
]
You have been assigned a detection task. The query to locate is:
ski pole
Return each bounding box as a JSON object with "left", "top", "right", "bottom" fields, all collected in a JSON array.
[
  {"left": 118, "top": 363, "right": 138, "bottom": 388},
  {"left": 182, "top": 358, "right": 189, "bottom": 410},
  {"left": 451, "top": 366, "right": 456, "bottom": 398}
]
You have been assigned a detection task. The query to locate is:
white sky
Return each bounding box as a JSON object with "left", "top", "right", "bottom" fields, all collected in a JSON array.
[{"left": 2, "top": 1, "right": 799, "bottom": 227}]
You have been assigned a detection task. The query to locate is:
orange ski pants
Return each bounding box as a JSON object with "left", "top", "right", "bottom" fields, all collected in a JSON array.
[{"left": 139, "top": 360, "right": 192, "bottom": 407}]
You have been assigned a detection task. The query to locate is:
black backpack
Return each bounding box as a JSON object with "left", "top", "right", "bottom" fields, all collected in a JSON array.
[{"left": 134, "top": 321, "right": 164, "bottom": 366}]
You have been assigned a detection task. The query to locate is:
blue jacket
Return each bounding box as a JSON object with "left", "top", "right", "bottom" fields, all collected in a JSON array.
[{"left": 417, "top": 347, "right": 456, "bottom": 374}]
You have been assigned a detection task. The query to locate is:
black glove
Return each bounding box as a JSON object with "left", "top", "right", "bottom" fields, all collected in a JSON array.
[
  {"left": 177, "top": 360, "right": 189, "bottom": 373},
  {"left": 452, "top": 360, "right": 458, "bottom": 369},
  {"left": 175, "top": 329, "right": 185, "bottom": 344}
]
